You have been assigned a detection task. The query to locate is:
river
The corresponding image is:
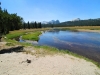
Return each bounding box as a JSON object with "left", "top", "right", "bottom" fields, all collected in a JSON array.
[{"left": 38, "top": 30, "right": 100, "bottom": 63}]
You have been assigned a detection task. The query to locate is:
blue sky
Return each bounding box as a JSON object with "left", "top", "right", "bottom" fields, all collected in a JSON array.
[{"left": 1, "top": 0, "right": 100, "bottom": 22}]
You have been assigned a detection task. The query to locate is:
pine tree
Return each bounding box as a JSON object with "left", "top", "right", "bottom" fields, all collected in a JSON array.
[
  {"left": 34, "top": 21, "right": 37, "bottom": 28},
  {"left": 27, "top": 21, "right": 30, "bottom": 29},
  {"left": 0, "top": 2, "right": 23, "bottom": 34}
]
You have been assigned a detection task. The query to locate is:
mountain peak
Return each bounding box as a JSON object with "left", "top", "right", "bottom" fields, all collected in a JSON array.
[{"left": 42, "top": 20, "right": 60, "bottom": 24}]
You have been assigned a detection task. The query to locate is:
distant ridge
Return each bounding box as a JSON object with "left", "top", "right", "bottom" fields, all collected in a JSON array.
[{"left": 41, "top": 20, "right": 60, "bottom": 24}]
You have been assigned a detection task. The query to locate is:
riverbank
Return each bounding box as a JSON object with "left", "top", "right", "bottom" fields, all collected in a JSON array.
[
  {"left": 59, "top": 26, "right": 100, "bottom": 30},
  {"left": 77, "top": 29, "right": 100, "bottom": 33},
  {"left": 59, "top": 26, "right": 100, "bottom": 33},
  {"left": 0, "top": 42, "right": 100, "bottom": 75},
  {"left": 0, "top": 43, "right": 100, "bottom": 75}
]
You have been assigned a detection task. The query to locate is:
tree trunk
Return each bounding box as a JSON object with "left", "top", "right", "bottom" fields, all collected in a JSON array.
[
  {"left": 0, "top": 33, "right": 2, "bottom": 42},
  {"left": 0, "top": 36, "right": 2, "bottom": 42}
]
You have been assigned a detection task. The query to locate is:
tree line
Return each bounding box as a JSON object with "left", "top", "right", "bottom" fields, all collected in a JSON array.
[
  {"left": 57, "top": 18, "right": 100, "bottom": 27},
  {"left": 0, "top": 2, "right": 23, "bottom": 35},
  {"left": 0, "top": 2, "right": 42, "bottom": 36},
  {"left": 23, "top": 21, "right": 42, "bottom": 29},
  {"left": 43, "top": 18, "right": 100, "bottom": 27}
]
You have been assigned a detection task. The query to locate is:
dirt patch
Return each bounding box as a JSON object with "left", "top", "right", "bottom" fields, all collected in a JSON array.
[{"left": 0, "top": 52, "right": 100, "bottom": 75}]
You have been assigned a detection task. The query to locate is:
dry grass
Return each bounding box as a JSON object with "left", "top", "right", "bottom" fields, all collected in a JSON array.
[
  {"left": 58, "top": 26, "right": 100, "bottom": 30},
  {"left": 23, "top": 46, "right": 60, "bottom": 58},
  {"left": 22, "top": 45, "right": 100, "bottom": 68},
  {"left": 9, "top": 28, "right": 51, "bottom": 34}
]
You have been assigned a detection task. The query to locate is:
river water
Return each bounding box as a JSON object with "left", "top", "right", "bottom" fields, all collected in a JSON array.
[
  {"left": 38, "top": 30, "right": 100, "bottom": 63},
  {"left": 19, "top": 30, "right": 100, "bottom": 63}
]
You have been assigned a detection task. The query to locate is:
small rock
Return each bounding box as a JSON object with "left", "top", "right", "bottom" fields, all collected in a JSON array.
[{"left": 27, "top": 59, "right": 31, "bottom": 63}]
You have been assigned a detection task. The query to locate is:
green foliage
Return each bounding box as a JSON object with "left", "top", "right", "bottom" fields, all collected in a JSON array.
[
  {"left": 22, "top": 21, "right": 42, "bottom": 29},
  {"left": 0, "top": 2, "right": 23, "bottom": 35},
  {"left": 27, "top": 21, "right": 30, "bottom": 29}
]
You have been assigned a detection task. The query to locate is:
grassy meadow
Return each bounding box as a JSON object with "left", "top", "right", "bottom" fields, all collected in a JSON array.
[
  {"left": 22, "top": 31, "right": 41, "bottom": 41},
  {"left": 5, "top": 28, "right": 51, "bottom": 41}
]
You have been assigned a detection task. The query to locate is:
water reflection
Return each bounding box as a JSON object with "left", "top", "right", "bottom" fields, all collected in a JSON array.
[
  {"left": 19, "top": 36, "right": 25, "bottom": 42},
  {"left": 38, "top": 30, "right": 100, "bottom": 63}
]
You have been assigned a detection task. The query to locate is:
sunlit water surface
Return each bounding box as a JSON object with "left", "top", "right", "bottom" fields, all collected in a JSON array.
[{"left": 38, "top": 30, "right": 100, "bottom": 63}]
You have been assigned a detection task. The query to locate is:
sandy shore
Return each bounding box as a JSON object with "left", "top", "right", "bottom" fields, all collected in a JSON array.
[
  {"left": 0, "top": 51, "right": 100, "bottom": 75},
  {"left": 77, "top": 29, "right": 100, "bottom": 33}
]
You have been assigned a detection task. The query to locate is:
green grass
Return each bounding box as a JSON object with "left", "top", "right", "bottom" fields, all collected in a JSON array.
[
  {"left": 22, "top": 31, "right": 41, "bottom": 41},
  {"left": 5, "top": 39, "right": 18, "bottom": 43},
  {"left": 6, "top": 32, "right": 25, "bottom": 39},
  {"left": 5, "top": 30, "right": 42, "bottom": 41}
]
